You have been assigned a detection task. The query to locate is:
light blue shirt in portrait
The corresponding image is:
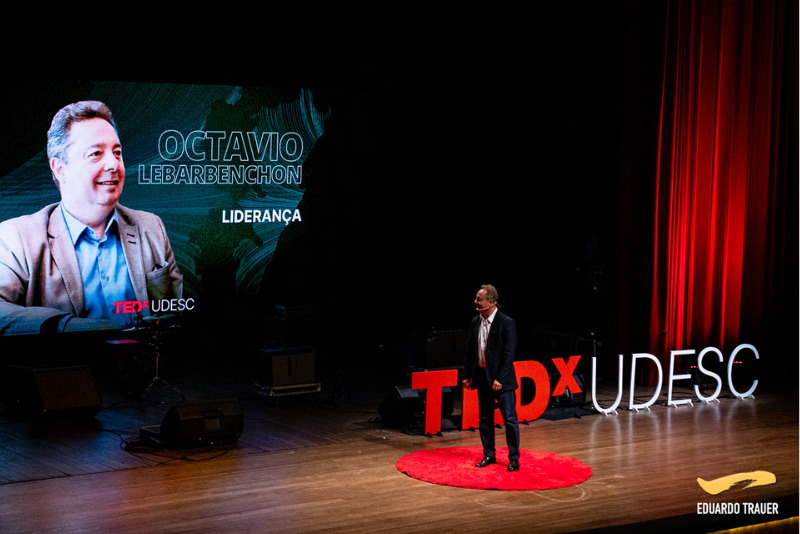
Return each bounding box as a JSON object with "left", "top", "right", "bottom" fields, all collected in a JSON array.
[{"left": 61, "top": 205, "right": 137, "bottom": 328}]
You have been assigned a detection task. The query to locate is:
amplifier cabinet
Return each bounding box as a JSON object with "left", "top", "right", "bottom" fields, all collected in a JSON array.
[
  {"left": 259, "top": 347, "right": 315, "bottom": 387},
  {"left": 2, "top": 365, "right": 102, "bottom": 418}
]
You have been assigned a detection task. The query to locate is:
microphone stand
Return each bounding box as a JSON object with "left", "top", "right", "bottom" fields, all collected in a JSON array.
[{"left": 140, "top": 314, "right": 184, "bottom": 402}]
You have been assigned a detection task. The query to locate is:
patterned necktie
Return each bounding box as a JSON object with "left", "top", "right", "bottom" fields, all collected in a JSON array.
[{"left": 479, "top": 317, "right": 490, "bottom": 367}]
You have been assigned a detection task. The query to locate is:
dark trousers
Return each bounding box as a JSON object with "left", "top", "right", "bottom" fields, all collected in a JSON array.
[{"left": 474, "top": 369, "right": 521, "bottom": 461}]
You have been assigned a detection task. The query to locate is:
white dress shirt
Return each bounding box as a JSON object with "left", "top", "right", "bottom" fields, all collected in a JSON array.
[{"left": 478, "top": 307, "right": 497, "bottom": 368}]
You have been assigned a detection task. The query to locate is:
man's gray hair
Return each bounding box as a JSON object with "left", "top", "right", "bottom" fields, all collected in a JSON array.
[
  {"left": 46, "top": 101, "right": 116, "bottom": 189},
  {"left": 47, "top": 100, "right": 116, "bottom": 163},
  {"left": 481, "top": 284, "right": 499, "bottom": 305}
]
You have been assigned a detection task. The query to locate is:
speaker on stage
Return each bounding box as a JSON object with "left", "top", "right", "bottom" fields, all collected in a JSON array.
[
  {"left": 548, "top": 371, "right": 587, "bottom": 408},
  {"left": 1, "top": 365, "right": 102, "bottom": 418},
  {"left": 378, "top": 385, "right": 453, "bottom": 429},
  {"left": 158, "top": 398, "right": 243, "bottom": 448},
  {"left": 259, "top": 346, "right": 316, "bottom": 387}
]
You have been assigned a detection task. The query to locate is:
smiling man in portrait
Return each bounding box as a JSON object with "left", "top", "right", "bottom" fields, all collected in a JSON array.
[{"left": 0, "top": 101, "right": 182, "bottom": 335}]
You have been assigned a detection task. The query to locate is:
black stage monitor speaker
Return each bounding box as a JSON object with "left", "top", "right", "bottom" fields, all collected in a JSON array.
[
  {"left": 548, "top": 371, "right": 587, "bottom": 408},
  {"left": 378, "top": 386, "right": 454, "bottom": 429},
  {"left": 2, "top": 365, "right": 102, "bottom": 418},
  {"left": 159, "top": 398, "right": 243, "bottom": 448}
]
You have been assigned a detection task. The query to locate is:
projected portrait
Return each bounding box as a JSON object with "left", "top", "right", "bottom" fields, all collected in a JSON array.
[
  {"left": 0, "top": 101, "right": 183, "bottom": 335},
  {"left": 0, "top": 82, "right": 328, "bottom": 337}
]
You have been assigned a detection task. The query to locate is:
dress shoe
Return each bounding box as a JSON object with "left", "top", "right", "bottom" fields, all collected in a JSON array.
[
  {"left": 508, "top": 459, "right": 520, "bottom": 472},
  {"left": 475, "top": 457, "right": 496, "bottom": 468}
]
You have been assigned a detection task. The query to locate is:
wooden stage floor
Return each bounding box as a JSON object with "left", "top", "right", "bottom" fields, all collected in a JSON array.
[{"left": 0, "top": 365, "right": 797, "bottom": 534}]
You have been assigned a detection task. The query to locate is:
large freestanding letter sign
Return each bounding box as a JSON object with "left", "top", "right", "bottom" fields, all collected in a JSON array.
[
  {"left": 629, "top": 353, "right": 663, "bottom": 411},
  {"left": 410, "top": 344, "right": 760, "bottom": 434},
  {"left": 667, "top": 349, "right": 695, "bottom": 407},
  {"left": 411, "top": 369, "right": 458, "bottom": 435},
  {"left": 551, "top": 356, "right": 582, "bottom": 396},
  {"left": 514, "top": 360, "right": 551, "bottom": 422},
  {"left": 728, "top": 344, "right": 759, "bottom": 399},
  {"left": 695, "top": 347, "right": 724, "bottom": 403},
  {"left": 592, "top": 355, "right": 623, "bottom": 415}
]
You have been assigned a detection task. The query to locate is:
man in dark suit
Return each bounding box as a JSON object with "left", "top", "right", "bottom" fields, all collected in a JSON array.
[{"left": 462, "top": 284, "right": 521, "bottom": 471}]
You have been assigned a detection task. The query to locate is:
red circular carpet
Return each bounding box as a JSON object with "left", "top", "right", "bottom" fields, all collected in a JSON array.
[{"left": 396, "top": 447, "right": 592, "bottom": 491}]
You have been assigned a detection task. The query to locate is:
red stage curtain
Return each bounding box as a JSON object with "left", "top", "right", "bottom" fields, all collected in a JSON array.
[{"left": 631, "top": 0, "right": 797, "bottom": 385}]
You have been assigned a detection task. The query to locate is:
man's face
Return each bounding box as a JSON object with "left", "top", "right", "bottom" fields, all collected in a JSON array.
[
  {"left": 475, "top": 289, "right": 494, "bottom": 315},
  {"left": 50, "top": 117, "right": 125, "bottom": 220}
]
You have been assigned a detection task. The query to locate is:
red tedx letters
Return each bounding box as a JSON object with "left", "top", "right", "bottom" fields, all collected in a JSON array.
[{"left": 411, "top": 357, "right": 582, "bottom": 435}]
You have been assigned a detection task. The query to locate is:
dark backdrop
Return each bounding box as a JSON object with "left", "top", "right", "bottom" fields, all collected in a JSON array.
[
  {"left": 254, "top": 5, "right": 629, "bottom": 375},
  {"left": 4, "top": 3, "right": 795, "bottom": 386}
]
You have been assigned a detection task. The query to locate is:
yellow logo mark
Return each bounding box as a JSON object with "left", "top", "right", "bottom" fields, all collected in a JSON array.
[{"left": 697, "top": 471, "right": 777, "bottom": 495}]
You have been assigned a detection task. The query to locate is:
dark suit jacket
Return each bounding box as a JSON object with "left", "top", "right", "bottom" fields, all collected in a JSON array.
[
  {"left": 0, "top": 203, "right": 183, "bottom": 335},
  {"left": 463, "top": 310, "right": 518, "bottom": 392}
]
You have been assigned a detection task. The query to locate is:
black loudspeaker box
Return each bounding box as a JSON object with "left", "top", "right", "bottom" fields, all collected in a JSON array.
[
  {"left": 259, "top": 347, "right": 315, "bottom": 387},
  {"left": 2, "top": 365, "right": 102, "bottom": 418},
  {"left": 548, "top": 371, "right": 587, "bottom": 408},
  {"left": 158, "top": 398, "right": 244, "bottom": 448},
  {"left": 378, "top": 385, "right": 454, "bottom": 428}
]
